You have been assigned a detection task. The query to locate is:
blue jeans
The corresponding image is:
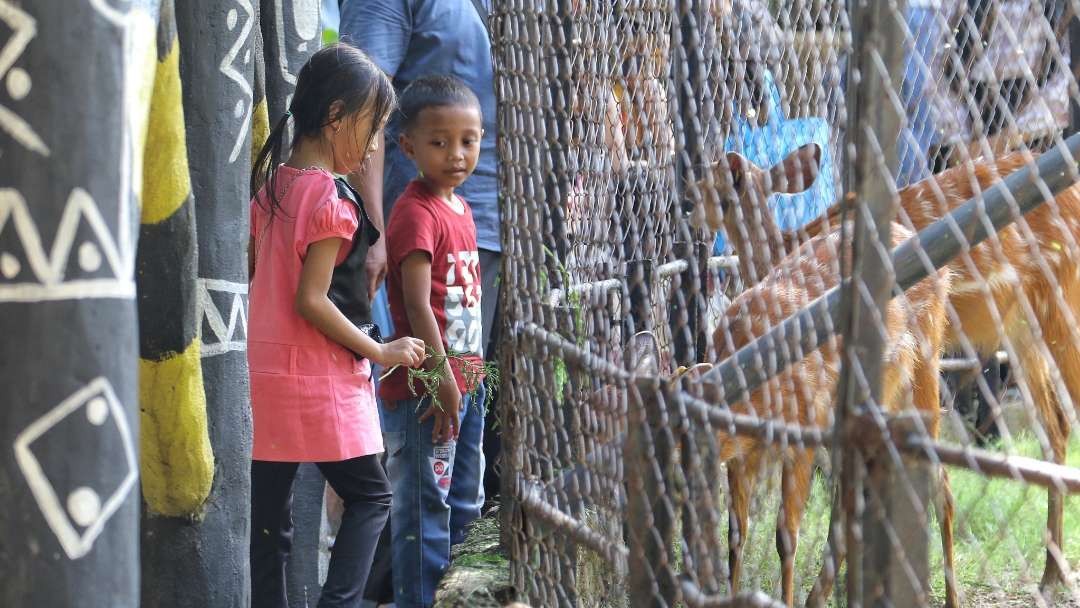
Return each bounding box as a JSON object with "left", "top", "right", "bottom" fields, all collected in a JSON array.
[{"left": 381, "top": 383, "right": 487, "bottom": 607}]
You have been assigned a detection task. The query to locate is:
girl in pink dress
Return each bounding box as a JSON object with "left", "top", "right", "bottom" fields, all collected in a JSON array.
[{"left": 247, "top": 44, "right": 425, "bottom": 608}]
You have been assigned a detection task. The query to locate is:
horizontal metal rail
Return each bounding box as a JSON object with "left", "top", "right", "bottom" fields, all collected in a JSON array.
[
  {"left": 693, "top": 133, "right": 1080, "bottom": 408},
  {"left": 939, "top": 351, "right": 1010, "bottom": 372},
  {"left": 545, "top": 278, "right": 623, "bottom": 307},
  {"left": 903, "top": 435, "right": 1080, "bottom": 493},
  {"left": 708, "top": 255, "right": 739, "bottom": 270},
  {"left": 544, "top": 255, "right": 738, "bottom": 305},
  {"left": 518, "top": 480, "right": 629, "bottom": 571},
  {"left": 680, "top": 577, "right": 787, "bottom": 608},
  {"left": 939, "top": 357, "right": 982, "bottom": 373},
  {"left": 515, "top": 321, "right": 630, "bottom": 384},
  {"left": 681, "top": 393, "right": 834, "bottom": 447}
]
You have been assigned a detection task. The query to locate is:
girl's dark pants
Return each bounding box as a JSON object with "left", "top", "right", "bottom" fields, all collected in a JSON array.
[{"left": 251, "top": 455, "right": 392, "bottom": 608}]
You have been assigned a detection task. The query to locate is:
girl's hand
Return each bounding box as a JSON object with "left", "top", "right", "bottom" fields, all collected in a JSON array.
[
  {"left": 375, "top": 337, "right": 426, "bottom": 368},
  {"left": 420, "top": 377, "right": 462, "bottom": 443}
]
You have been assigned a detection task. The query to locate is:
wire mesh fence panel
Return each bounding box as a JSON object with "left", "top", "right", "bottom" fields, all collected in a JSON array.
[{"left": 495, "top": 1, "right": 1080, "bottom": 607}]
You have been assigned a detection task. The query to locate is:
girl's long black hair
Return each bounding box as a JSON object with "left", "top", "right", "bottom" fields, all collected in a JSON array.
[{"left": 250, "top": 43, "right": 396, "bottom": 218}]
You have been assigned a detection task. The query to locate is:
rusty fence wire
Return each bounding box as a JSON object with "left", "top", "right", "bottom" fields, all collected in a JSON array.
[{"left": 493, "top": 1, "right": 1080, "bottom": 606}]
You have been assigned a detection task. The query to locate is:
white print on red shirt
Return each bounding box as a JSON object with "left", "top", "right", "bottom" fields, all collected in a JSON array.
[{"left": 445, "top": 250, "right": 483, "bottom": 357}]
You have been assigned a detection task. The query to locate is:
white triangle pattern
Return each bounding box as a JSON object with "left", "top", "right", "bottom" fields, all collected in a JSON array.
[
  {"left": 0, "top": 0, "right": 49, "bottom": 156},
  {"left": 197, "top": 278, "right": 249, "bottom": 357},
  {"left": 0, "top": 188, "right": 134, "bottom": 302}
]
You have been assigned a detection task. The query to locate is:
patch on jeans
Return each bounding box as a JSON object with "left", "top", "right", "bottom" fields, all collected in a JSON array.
[
  {"left": 430, "top": 457, "right": 451, "bottom": 490},
  {"left": 433, "top": 444, "right": 452, "bottom": 460}
]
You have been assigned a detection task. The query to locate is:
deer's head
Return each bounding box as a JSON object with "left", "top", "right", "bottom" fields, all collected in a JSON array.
[{"left": 692, "top": 143, "right": 822, "bottom": 236}]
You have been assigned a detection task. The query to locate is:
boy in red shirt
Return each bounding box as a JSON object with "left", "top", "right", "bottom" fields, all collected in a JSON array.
[{"left": 379, "top": 75, "right": 487, "bottom": 607}]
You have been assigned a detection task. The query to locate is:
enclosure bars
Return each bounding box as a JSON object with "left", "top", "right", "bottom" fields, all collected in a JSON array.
[
  {"left": 510, "top": 90, "right": 1080, "bottom": 608},
  {"left": 515, "top": 96, "right": 1080, "bottom": 608},
  {"left": 518, "top": 125, "right": 1080, "bottom": 480}
]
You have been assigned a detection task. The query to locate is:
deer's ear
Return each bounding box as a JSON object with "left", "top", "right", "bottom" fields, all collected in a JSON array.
[
  {"left": 768, "top": 143, "right": 821, "bottom": 194},
  {"left": 724, "top": 151, "right": 750, "bottom": 191}
]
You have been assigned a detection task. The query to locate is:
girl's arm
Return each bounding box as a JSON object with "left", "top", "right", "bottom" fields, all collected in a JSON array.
[
  {"left": 400, "top": 251, "right": 461, "bottom": 442},
  {"left": 295, "top": 238, "right": 424, "bottom": 368}
]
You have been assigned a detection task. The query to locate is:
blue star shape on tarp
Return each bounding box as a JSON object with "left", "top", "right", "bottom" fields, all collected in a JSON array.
[{"left": 713, "top": 70, "right": 837, "bottom": 256}]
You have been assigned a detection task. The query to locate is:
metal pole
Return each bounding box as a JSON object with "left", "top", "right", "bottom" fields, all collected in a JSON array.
[
  {"left": 842, "top": 1, "right": 922, "bottom": 605},
  {"left": 624, "top": 378, "right": 679, "bottom": 607}
]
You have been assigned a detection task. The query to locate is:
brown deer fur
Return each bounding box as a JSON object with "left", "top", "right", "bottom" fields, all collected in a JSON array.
[
  {"left": 711, "top": 221, "right": 955, "bottom": 607},
  {"left": 698, "top": 146, "right": 1080, "bottom": 601}
]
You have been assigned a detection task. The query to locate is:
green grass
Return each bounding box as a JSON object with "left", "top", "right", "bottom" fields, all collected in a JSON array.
[
  {"left": 557, "top": 434, "right": 1080, "bottom": 606},
  {"left": 720, "top": 434, "right": 1080, "bottom": 606},
  {"left": 928, "top": 434, "right": 1080, "bottom": 605}
]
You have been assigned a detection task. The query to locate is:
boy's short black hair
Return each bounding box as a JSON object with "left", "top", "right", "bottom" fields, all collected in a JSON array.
[{"left": 398, "top": 75, "right": 482, "bottom": 131}]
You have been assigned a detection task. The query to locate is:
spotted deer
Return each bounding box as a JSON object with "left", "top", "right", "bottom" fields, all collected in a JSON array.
[
  {"left": 697, "top": 145, "right": 1080, "bottom": 600},
  {"left": 704, "top": 217, "right": 956, "bottom": 607}
]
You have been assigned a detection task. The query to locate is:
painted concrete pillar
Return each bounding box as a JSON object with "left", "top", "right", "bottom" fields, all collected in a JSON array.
[
  {"left": 259, "top": 3, "right": 331, "bottom": 604},
  {"left": 261, "top": 0, "right": 322, "bottom": 124},
  {"left": 0, "top": 0, "right": 158, "bottom": 604},
  {"left": 136, "top": 0, "right": 223, "bottom": 603},
  {"left": 137, "top": 0, "right": 214, "bottom": 521},
  {"left": 253, "top": 3, "right": 271, "bottom": 161},
  {"left": 141, "top": 0, "right": 257, "bottom": 606}
]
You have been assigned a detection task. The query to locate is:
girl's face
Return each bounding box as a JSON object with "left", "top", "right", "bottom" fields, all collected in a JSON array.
[{"left": 326, "top": 106, "right": 384, "bottom": 175}]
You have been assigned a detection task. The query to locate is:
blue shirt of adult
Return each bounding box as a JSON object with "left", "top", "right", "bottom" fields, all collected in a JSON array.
[{"left": 339, "top": 0, "right": 500, "bottom": 253}]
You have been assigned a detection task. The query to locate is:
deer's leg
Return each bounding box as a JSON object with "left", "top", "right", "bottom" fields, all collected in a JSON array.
[
  {"left": 728, "top": 450, "right": 762, "bottom": 595},
  {"left": 805, "top": 478, "right": 844, "bottom": 608},
  {"left": 1037, "top": 383, "right": 1069, "bottom": 593},
  {"left": 936, "top": 468, "right": 960, "bottom": 608},
  {"left": 1041, "top": 282, "right": 1080, "bottom": 590},
  {"left": 777, "top": 451, "right": 814, "bottom": 607},
  {"left": 910, "top": 344, "right": 961, "bottom": 608},
  {"left": 1010, "top": 319, "right": 1071, "bottom": 591}
]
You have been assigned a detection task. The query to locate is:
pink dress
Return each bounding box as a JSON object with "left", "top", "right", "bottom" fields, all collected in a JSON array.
[{"left": 247, "top": 165, "right": 382, "bottom": 462}]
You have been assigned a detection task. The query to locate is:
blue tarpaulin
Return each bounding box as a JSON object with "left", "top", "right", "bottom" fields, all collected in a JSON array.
[{"left": 713, "top": 71, "right": 837, "bottom": 255}]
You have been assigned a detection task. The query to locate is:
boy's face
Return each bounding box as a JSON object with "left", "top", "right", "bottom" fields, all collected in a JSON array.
[{"left": 399, "top": 105, "right": 483, "bottom": 191}]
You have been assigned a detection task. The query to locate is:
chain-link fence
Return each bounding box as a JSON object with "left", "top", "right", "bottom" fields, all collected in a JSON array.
[{"left": 493, "top": 1, "right": 1080, "bottom": 606}]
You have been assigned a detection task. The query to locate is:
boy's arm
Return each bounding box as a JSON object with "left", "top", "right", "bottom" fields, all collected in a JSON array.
[{"left": 400, "top": 250, "right": 462, "bottom": 442}]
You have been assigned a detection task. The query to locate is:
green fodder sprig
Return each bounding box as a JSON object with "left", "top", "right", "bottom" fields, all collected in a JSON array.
[{"left": 381, "top": 345, "right": 500, "bottom": 415}]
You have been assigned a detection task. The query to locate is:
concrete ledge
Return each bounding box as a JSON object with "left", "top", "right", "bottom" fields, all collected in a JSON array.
[{"left": 433, "top": 512, "right": 520, "bottom": 608}]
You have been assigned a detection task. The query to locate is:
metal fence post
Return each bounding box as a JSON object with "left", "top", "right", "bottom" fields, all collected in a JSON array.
[
  {"left": 671, "top": 0, "right": 711, "bottom": 368},
  {"left": 838, "top": 1, "right": 922, "bottom": 606},
  {"left": 865, "top": 415, "right": 933, "bottom": 605},
  {"left": 624, "top": 377, "right": 680, "bottom": 607}
]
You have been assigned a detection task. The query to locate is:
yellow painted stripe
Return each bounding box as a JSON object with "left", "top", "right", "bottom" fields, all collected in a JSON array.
[
  {"left": 251, "top": 97, "right": 269, "bottom": 169},
  {"left": 139, "top": 338, "right": 215, "bottom": 516},
  {"left": 142, "top": 38, "right": 192, "bottom": 225}
]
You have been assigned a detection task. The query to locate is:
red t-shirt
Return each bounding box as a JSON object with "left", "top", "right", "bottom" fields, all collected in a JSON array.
[{"left": 380, "top": 180, "right": 485, "bottom": 401}]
